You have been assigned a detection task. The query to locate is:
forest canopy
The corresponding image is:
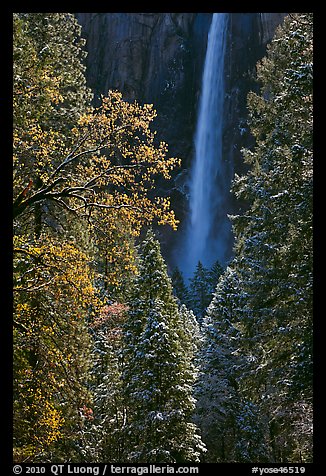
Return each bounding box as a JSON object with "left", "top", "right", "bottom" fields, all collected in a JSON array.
[{"left": 13, "top": 12, "right": 312, "bottom": 464}]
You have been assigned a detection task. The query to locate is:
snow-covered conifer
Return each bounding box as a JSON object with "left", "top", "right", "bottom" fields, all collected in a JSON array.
[
  {"left": 188, "top": 261, "right": 211, "bottom": 320},
  {"left": 195, "top": 266, "right": 268, "bottom": 461},
  {"left": 122, "top": 229, "right": 206, "bottom": 462},
  {"left": 230, "top": 13, "right": 313, "bottom": 462}
]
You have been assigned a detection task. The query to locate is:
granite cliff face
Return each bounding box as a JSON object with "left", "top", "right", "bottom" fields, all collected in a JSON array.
[
  {"left": 75, "top": 13, "right": 286, "bottom": 155},
  {"left": 258, "top": 13, "right": 287, "bottom": 44},
  {"left": 75, "top": 14, "right": 193, "bottom": 102},
  {"left": 75, "top": 13, "right": 286, "bottom": 264},
  {"left": 75, "top": 13, "right": 197, "bottom": 161}
]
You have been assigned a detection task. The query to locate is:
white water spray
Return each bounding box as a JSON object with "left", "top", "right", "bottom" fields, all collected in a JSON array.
[{"left": 176, "top": 13, "right": 232, "bottom": 278}]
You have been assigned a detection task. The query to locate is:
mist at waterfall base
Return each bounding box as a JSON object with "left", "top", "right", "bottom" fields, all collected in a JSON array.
[{"left": 174, "top": 13, "right": 233, "bottom": 280}]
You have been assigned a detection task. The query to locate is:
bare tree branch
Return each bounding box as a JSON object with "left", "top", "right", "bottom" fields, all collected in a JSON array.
[{"left": 48, "top": 131, "right": 90, "bottom": 179}]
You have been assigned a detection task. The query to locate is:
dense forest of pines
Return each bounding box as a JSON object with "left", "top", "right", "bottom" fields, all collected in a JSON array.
[{"left": 13, "top": 13, "right": 312, "bottom": 463}]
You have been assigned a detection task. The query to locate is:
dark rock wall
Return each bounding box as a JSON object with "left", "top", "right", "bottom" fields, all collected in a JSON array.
[
  {"left": 221, "top": 13, "right": 287, "bottom": 240},
  {"left": 75, "top": 13, "right": 197, "bottom": 155},
  {"left": 75, "top": 12, "right": 286, "bottom": 266},
  {"left": 224, "top": 13, "right": 287, "bottom": 175}
]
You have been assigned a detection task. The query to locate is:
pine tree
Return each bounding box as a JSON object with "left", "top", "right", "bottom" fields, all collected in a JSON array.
[
  {"left": 171, "top": 267, "right": 190, "bottom": 306},
  {"left": 195, "top": 266, "right": 268, "bottom": 462},
  {"left": 122, "top": 230, "right": 206, "bottom": 462},
  {"left": 188, "top": 261, "right": 211, "bottom": 320},
  {"left": 230, "top": 13, "right": 313, "bottom": 462},
  {"left": 13, "top": 12, "right": 184, "bottom": 463},
  {"left": 15, "top": 13, "right": 93, "bottom": 133},
  {"left": 13, "top": 13, "right": 93, "bottom": 238},
  {"left": 208, "top": 260, "right": 224, "bottom": 294},
  {"left": 13, "top": 14, "right": 97, "bottom": 462},
  {"left": 86, "top": 303, "right": 128, "bottom": 462},
  {"left": 178, "top": 304, "right": 202, "bottom": 359}
]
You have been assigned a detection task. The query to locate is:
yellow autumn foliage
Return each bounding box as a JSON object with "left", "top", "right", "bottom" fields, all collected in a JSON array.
[
  {"left": 14, "top": 90, "right": 180, "bottom": 233},
  {"left": 14, "top": 14, "right": 180, "bottom": 462},
  {"left": 14, "top": 234, "right": 100, "bottom": 310}
]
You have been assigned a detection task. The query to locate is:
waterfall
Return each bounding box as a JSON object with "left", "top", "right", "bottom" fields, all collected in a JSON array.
[{"left": 176, "top": 13, "right": 232, "bottom": 279}]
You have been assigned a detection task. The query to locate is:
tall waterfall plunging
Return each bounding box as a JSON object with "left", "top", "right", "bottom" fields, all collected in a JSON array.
[{"left": 176, "top": 13, "right": 232, "bottom": 278}]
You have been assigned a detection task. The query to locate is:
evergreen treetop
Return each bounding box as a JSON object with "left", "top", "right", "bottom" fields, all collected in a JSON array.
[{"left": 122, "top": 229, "right": 206, "bottom": 462}]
